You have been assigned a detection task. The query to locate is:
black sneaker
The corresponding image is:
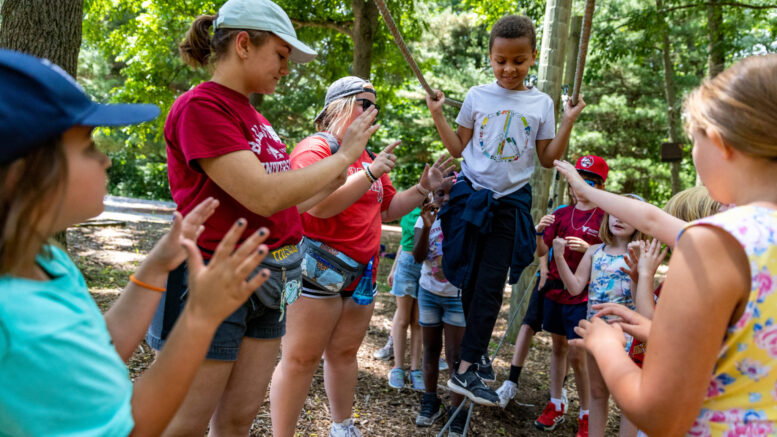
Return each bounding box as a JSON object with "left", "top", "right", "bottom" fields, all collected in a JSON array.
[
  {"left": 447, "top": 406, "right": 467, "bottom": 437},
  {"left": 476, "top": 354, "right": 495, "bottom": 382},
  {"left": 415, "top": 392, "right": 443, "bottom": 426},
  {"left": 447, "top": 366, "right": 499, "bottom": 406}
]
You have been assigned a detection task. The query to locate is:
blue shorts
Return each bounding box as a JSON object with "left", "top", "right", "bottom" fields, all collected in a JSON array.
[
  {"left": 417, "top": 286, "right": 466, "bottom": 327},
  {"left": 146, "top": 262, "right": 286, "bottom": 361},
  {"left": 390, "top": 250, "right": 422, "bottom": 299},
  {"left": 542, "top": 297, "right": 587, "bottom": 340}
]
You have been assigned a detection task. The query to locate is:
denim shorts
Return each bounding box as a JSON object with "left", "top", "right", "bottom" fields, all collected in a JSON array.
[
  {"left": 417, "top": 286, "right": 466, "bottom": 327},
  {"left": 390, "top": 250, "right": 422, "bottom": 298},
  {"left": 146, "top": 262, "right": 286, "bottom": 361}
]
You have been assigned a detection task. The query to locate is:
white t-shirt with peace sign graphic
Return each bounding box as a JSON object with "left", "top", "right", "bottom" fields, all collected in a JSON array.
[{"left": 456, "top": 82, "right": 555, "bottom": 198}]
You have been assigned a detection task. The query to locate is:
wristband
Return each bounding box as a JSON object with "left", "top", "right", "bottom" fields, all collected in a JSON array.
[
  {"left": 416, "top": 184, "right": 431, "bottom": 197},
  {"left": 130, "top": 274, "right": 166, "bottom": 293},
  {"left": 536, "top": 230, "right": 545, "bottom": 236},
  {"left": 362, "top": 162, "right": 377, "bottom": 184}
]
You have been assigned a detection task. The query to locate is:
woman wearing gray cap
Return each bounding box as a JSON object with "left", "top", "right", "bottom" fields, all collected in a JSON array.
[
  {"left": 270, "top": 76, "right": 454, "bottom": 437},
  {"left": 145, "top": 1, "right": 379, "bottom": 436}
]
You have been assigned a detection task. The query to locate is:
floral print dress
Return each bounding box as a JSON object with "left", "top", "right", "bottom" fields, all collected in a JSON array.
[{"left": 686, "top": 205, "right": 777, "bottom": 436}]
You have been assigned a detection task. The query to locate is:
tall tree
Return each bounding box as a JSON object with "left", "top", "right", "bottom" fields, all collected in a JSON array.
[
  {"left": 657, "top": 0, "right": 684, "bottom": 194},
  {"left": 1, "top": 0, "right": 83, "bottom": 246},
  {"left": 0, "top": 0, "right": 83, "bottom": 76}
]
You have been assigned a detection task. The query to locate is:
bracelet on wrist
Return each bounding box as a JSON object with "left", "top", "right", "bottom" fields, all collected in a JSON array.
[
  {"left": 129, "top": 274, "right": 166, "bottom": 293},
  {"left": 362, "top": 162, "right": 377, "bottom": 184},
  {"left": 416, "top": 184, "right": 431, "bottom": 197},
  {"left": 536, "top": 230, "right": 545, "bottom": 236}
]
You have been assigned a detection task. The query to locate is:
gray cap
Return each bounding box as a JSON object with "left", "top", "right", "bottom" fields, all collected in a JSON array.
[
  {"left": 314, "top": 76, "right": 376, "bottom": 123},
  {"left": 215, "top": 0, "right": 317, "bottom": 64}
]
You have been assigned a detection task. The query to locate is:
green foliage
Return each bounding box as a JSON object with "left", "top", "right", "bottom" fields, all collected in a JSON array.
[{"left": 77, "top": 0, "right": 777, "bottom": 206}]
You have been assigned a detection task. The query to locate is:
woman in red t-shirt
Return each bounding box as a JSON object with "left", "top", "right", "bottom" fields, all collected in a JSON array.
[
  {"left": 146, "top": 1, "right": 379, "bottom": 436},
  {"left": 270, "top": 76, "right": 453, "bottom": 437}
]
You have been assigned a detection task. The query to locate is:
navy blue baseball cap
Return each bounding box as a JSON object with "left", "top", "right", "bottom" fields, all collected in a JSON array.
[{"left": 0, "top": 49, "right": 160, "bottom": 164}]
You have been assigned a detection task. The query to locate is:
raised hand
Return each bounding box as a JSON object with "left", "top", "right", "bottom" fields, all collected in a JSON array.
[
  {"left": 552, "top": 237, "right": 567, "bottom": 254},
  {"left": 564, "top": 236, "right": 590, "bottom": 253},
  {"left": 339, "top": 106, "right": 379, "bottom": 162},
  {"left": 425, "top": 89, "right": 445, "bottom": 115},
  {"left": 369, "top": 141, "right": 400, "bottom": 178},
  {"left": 621, "top": 241, "right": 641, "bottom": 284},
  {"left": 145, "top": 197, "right": 219, "bottom": 273},
  {"left": 562, "top": 95, "right": 586, "bottom": 123},
  {"left": 419, "top": 154, "right": 456, "bottom": 192},
  {"left": 182, "top": 220, "right": 271, "bottom": 325},
  {"left": 638, "top": 239, "right": 668, "bottom": 279},
  {"left": 420, "top": 202, "right": 438, "bottom": 228},
  {"left": 536, "top": 214, "right": 555, "bottom": 233},
  {"left": 553, "top": 160, "right": 589, "bottom": 198}
]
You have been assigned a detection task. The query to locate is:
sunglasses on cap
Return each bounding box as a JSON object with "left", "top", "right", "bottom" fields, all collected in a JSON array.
[{"left": 355, "top": 98, "right": 379, "bottom": 112}]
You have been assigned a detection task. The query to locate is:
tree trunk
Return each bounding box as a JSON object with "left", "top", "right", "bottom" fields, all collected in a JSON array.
[
  {"left": 0, "top": 0, "right": 83, "bottom": 76},
  {"left": 707, "top": 0, "right": 725, "bottom": 78},
  {"left": 552, "top": 14, "right": 582, "bottom": 208},
  {"left": 657, "top": 0, "right": 683, "bottom": 195},
  {"left": 351, "top": 0, "right": 379, "bottom": 79},
  {"left": 1, "top": 0, "right": 83, "bottom": 248},
  {"left": 506, "top": 0, "right": 573, "bottom": 343}
]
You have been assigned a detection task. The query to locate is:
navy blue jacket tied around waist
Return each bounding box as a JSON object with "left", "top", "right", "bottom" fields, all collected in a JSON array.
[{"left": 438, "top": 177, "right": 536, "bottom": 289}]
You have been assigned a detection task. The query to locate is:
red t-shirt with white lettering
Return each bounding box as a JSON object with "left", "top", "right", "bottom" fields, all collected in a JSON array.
[
  {"left": 543, "top": 205, "right": 605, "bottom": 304},
  {"left": 165, "top": 81, "right": 302, "bottom": 254},
  {"left": 290, "top": 136, "right": 397, "bottom": 283}
]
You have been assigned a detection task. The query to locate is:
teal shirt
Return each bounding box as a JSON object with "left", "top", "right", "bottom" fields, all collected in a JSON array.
[
  {"left": 0, "top": 246, "right": 134, "bottom": 436},
  {"left": 400, "top": 208, "right": 422, "bottom": 252}
]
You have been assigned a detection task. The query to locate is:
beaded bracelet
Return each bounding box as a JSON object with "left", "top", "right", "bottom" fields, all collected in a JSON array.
[{"left": 362, "top": 162, "right": 377, "bottom": 184}]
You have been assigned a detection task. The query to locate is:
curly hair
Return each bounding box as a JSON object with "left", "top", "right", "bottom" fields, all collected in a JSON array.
[{"left": 489, "top": 15, "right": 536, "bottom": 52}]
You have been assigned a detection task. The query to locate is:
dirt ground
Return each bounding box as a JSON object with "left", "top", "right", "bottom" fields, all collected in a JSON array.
[{"left": 68, "top": 218, "right": 621, "bottom": 437}]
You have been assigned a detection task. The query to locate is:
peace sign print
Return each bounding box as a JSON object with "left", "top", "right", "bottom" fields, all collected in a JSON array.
[{"left": 477, "top": 110, "right": 532, "bottom": 162}]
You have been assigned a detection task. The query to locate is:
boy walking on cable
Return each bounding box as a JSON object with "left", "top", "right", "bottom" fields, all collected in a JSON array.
[{"left": 425, "top": 14, "right": 586, "bottom": 406}]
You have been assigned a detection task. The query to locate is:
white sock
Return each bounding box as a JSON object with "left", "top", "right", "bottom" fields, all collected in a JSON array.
[
  {"left": 333, "top": 418, "right": 351, "bottom": 427},
  {"left": 551, "top": 398, "right": 563, "bottom": 411},
  {"left": 580, "top": 409, "right": 589, "bottom": 419}
]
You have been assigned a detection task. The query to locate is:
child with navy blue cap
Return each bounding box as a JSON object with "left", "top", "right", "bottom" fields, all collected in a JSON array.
[{"left": 0, "top": 49, "right": 273, "bottom": 436}]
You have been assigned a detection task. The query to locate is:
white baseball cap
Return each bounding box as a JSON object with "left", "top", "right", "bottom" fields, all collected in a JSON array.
[{"left": 215, "top": 0, "right": 317, "bottom": 63}]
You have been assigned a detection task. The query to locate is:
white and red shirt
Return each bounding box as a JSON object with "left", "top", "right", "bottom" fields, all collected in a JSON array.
[{"left": 165, "top": 81, "right": 303, "bottom": 254}]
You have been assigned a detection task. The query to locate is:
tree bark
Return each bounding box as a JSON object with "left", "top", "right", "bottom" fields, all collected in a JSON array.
[
  {"left": 0, "top": 0, "right": 83, "bottom": 76},
  {"left": 552, "top": 15, "right": 582, "bottom": 208},
  {"left": 1, "top": 0, "right": 83, "bottom": 247},
  {"left": 351, "top": 0, "right": 379, "bottom": 79},
  {"left": 707, "top": 0, "right": 725, "bottom": 78},
  {"left": 507, "top": 0, "right": 573, "bottom": 343},
  {"left": 657, "top": 0, "right": 683, "bottom": 195}
]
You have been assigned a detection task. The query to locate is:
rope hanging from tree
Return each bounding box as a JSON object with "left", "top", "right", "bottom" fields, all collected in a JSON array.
[
  {"left": 373, "top": 0, "right": 463, "bottom": 108},
  {"left": 571, "top": 0, "right": 596, "bottom": 106}
]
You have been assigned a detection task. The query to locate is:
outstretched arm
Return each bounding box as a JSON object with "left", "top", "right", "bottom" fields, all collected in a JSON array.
[
  {"left": 555, "top": 160, "right": 686, "bottom": 248},
  {"left": 580, "top": 226, "right": 749, "bottom": 435},
  {"left": 200, "top": 108, "right": 379, "bottom": 217}
]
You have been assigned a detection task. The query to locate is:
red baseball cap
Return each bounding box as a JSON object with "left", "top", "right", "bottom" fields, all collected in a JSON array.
[{"left": 575, "top": 155, "right": 608, "bottom": 183}]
